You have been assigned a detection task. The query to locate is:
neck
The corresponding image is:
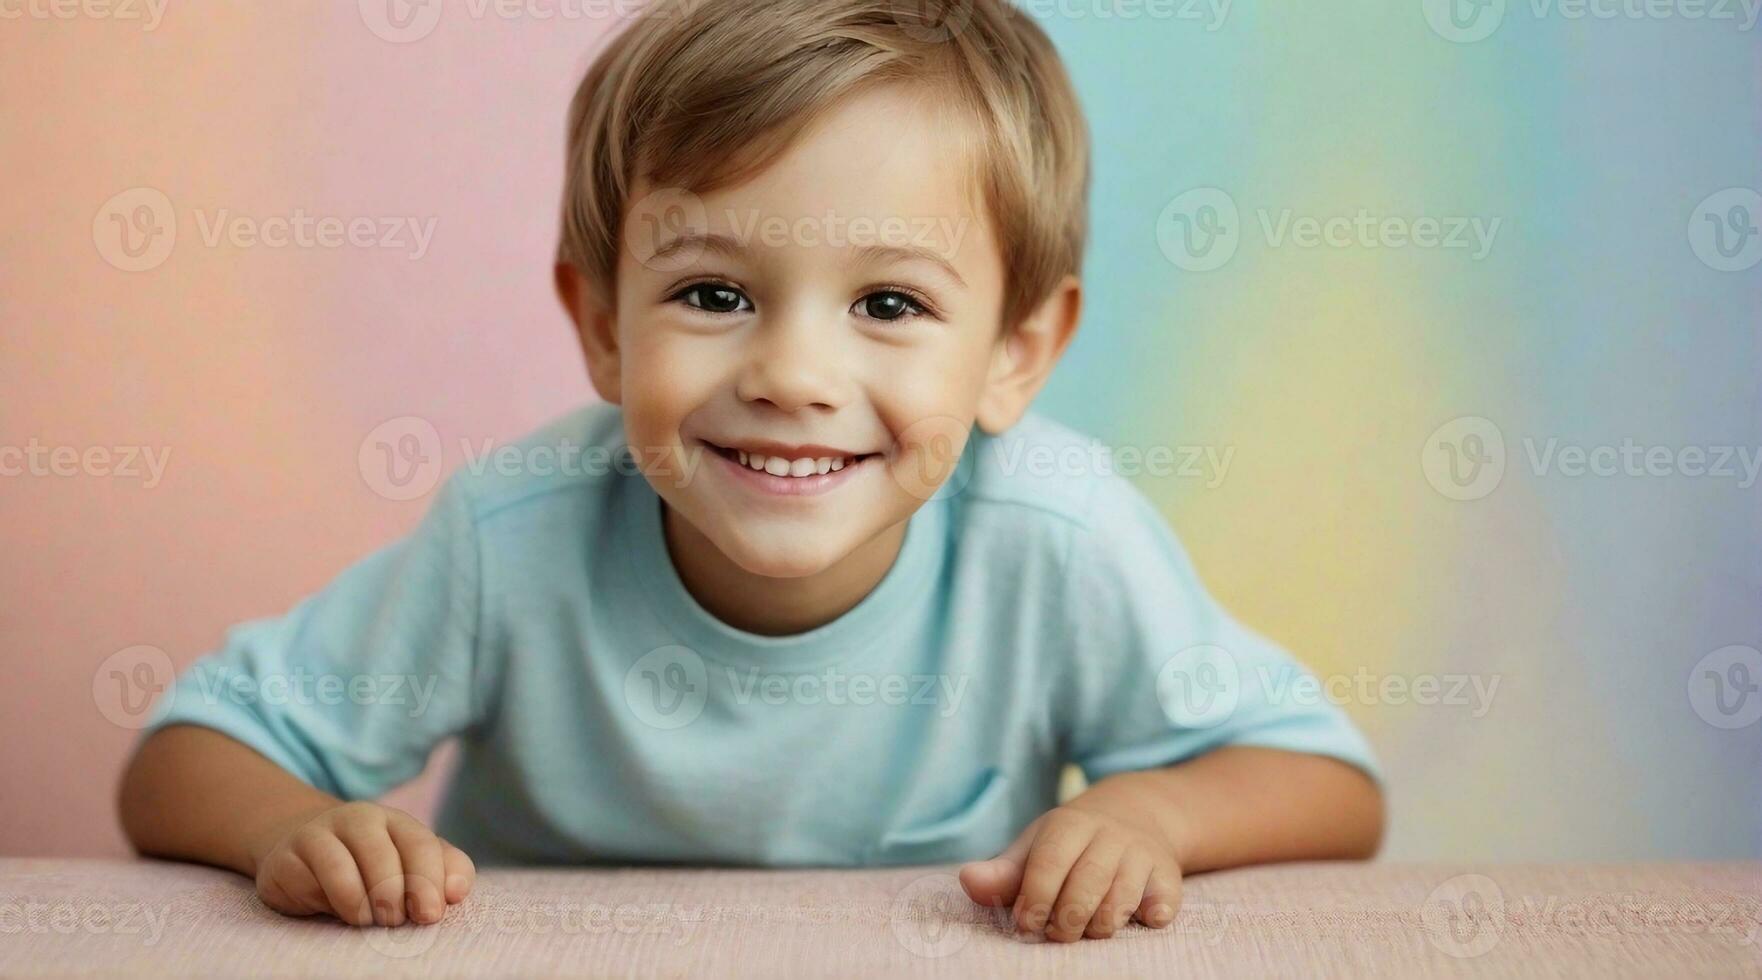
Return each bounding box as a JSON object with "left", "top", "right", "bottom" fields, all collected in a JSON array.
[{"left": 662, "top": 506, "right": 908, "bottom": 636}]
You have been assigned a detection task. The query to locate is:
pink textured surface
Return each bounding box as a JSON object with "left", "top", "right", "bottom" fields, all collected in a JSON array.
[{"left": 0, "top": 859, "right": 1757, "bottom": 978}]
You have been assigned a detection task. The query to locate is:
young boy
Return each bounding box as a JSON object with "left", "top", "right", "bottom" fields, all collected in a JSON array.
[{"left": 119, "top": 0, "right": 1383, "bottom": 944}]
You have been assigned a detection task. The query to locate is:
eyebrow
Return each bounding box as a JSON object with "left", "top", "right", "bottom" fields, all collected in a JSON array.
[
  {"left": 644, "top": 233, "right": 968, "bottom": 290},
  {"left": 853, "top": 243, "right": 968, "bottom": 290}
]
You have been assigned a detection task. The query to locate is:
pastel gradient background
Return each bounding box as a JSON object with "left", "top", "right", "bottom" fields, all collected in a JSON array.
[{"left": 3, "top": 2, "right": 1757, "bottom": 862}]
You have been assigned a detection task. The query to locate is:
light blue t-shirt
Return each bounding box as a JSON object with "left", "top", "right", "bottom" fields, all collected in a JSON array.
[{"left": 145, "top": 404, "right": 1378, "bottom": 867}]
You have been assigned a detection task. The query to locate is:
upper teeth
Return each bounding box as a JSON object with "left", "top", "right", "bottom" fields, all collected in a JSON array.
[{"left": 737, "top": 450, "right": 850, "bottom": 476}]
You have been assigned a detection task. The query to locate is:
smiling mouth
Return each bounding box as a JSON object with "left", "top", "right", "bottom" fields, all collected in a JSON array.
[{"left": 702, "top": 441, "right": 882, "bottom": 479}]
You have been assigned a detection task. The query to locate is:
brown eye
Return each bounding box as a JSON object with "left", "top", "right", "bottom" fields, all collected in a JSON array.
[
  {"left": 677, "top": 284, "right": 751, "bottom": 314},
  {"left": 857, "top": 291, "right": 924, "bottom": 321}
]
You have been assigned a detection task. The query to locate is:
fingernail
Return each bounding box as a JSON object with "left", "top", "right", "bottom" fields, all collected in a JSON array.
[{"left": 446, "top": 875, "right": 468, "bottom": 901}]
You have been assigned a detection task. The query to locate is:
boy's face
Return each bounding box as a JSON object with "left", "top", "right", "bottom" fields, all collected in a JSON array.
[{"left": 574, "top": 84, "right": 1069, "bottom": 581}]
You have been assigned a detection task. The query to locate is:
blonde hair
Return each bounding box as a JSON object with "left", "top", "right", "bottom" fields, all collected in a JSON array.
[{"left": 557, "top": 0, "right": 1090, "bottom": 329}]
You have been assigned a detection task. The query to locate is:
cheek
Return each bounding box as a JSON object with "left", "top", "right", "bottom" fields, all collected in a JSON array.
[
  {"left": 614, "top": 330, "right": 720, "bottom": 491},
  {"left": 621, "top": 328, "right": 714, "bottom": 427},
  {"left": 870, "top": 362, "right": 987, "bottom": 503},
  {"left": 863, "top": 332, "right": 997, "bottom": 500},
  {"left": 872, "top": 324, "right": 992, "bottom": 405}
]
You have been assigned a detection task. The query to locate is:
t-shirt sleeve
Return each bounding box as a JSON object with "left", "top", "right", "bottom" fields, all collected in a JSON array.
[
  {"left": 1059, "top": 475, "right": 1381, "bottom": 786},
  {"left": 140, "top": 473, "right": 484, "bottom": 800}
]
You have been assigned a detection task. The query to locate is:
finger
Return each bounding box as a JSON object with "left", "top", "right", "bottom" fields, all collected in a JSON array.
[
  {"left": 1013, "top": 818, "right": 1096, "bottom": 934},
  {"left": 269, "top": 852, "right": 331, "bottom": 916},
  {"left": 1045, "top": 836, "right": 1125, "bottom": 943},
  {"left": 387, "top": 819, "right": 447, "bottom": 924},
  {"left": 440, "top": 840, "right": 476, "bottom": 904},
  {"left": 294, "top": 832, "right": 372, "bottom": 927},
  {"left": 957, "top": 817, "right": 1037, "bottom": 910},
  {"left": 1135, "top": 866, "right": 1183, "bottom": 929},
  {"left": 1088, "top": 852, "right": 1152, "bottom": 939},
  {"left": 256, "top": 869, "right": 311, "bottom": 917},
  {"left": 336, "top": 821, "right": 407, "bottom": 927}
]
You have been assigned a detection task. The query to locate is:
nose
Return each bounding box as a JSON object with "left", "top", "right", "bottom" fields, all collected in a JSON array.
[{"left": 734, "top": 308, "right": 849, "bottom": 414}]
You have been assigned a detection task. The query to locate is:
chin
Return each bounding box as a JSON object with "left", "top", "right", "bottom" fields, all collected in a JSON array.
[
  {"left": 729, "top": 543, "right": 844, "bottom": 580},
  {"left": 715, "top": 526, "right": 850, "bottom": 580}
]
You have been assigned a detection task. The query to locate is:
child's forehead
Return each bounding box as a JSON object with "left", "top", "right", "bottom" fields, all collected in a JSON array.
[
  {"left": 684, "top": 88, "right": 977, "bottom": 209},
  {"left": 631, "top": 84, "right": 994, "bottom": 251}
]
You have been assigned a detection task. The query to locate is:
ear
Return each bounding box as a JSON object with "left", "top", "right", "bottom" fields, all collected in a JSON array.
[
  {"left": 974, "top": 275, "right": 1081, "bottom": 435},
  {"left": 555, "top": 262, "right": 622, "bottom": 404}
]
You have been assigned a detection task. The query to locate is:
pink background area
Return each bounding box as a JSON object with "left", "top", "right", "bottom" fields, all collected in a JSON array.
[{"left": 3, "top": 6, "right": 622, "bottom": 856}]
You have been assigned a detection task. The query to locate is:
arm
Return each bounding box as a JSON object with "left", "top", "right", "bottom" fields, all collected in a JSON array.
[
  {"left": 960, "top": 747, "right": 1383, "bottom": 942},
  {"left": 120, "top": 724, "right": 343, "bottom": 876},
  {"left": 1074, "top": 745, "right": 1384, "bottom": 872},
  {"left": 959, "top": 473, "right": 1386, "bottom": 941},
  {"left": 119, "top": 476, "right": 484, "bottom": 927},
  {"left": 119, "top": 723, "right": 475, "bottom": 927}
]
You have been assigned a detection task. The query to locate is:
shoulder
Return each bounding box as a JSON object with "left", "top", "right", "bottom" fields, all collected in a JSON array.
[
  {"left": 440, "top": 401, "right": 630, "bottom": 526},
  {"left": 957, "top": 412, "right": 1166, "bottom": 539}
]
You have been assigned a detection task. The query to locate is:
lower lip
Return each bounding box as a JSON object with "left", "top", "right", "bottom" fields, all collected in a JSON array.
[{"left": 704, "top": 444, "right": 873, "bottom": 497}]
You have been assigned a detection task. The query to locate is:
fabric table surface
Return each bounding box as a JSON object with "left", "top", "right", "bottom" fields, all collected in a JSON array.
[{"left": 0, "top": 858, "right": 1757, "bottom": 978}]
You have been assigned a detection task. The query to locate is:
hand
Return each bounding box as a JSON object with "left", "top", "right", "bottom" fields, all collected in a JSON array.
[
  {"left": 250, "top": 802, "right": 476, "bottom": 927},
  {"left": 957, "top": 801, "right": 1183, "bottom": 942}
]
